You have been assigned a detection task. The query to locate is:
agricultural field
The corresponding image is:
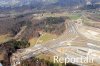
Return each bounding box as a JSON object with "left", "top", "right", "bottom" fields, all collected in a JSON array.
[
  {"left": 29, "top": 33, "right": 58, "bottom": 46},
  {"left": 68, "top": 13, "right": 81, "bottom": 20},
  {"left": 0, "top": 34, "right": 12, "bottom": 44}
]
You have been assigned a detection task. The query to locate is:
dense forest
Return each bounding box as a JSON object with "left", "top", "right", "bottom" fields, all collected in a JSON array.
[
  {"left": 0, "top": 13, "right": 66, "bottom": 40},
  {"left": 0, "top": 40, "right": 30, "bottom": 66},
  {"left": 0, "top": 16, "right": 67, "bottom": 66},
  {"left": 33, "top": 17, "right": 66, "bottom": 35}
]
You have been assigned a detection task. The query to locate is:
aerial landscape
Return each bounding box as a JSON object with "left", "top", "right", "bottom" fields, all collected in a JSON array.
[{"left": 0, "top": 0, "right": 100, "bottom": 66}]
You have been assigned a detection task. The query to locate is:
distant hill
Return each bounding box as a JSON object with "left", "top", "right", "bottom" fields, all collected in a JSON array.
[{"left": 0, "top": 0, "right": 99, "bottom": 10}]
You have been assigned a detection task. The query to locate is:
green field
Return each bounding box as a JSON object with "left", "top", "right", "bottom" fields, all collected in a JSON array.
[
  {"left": 69, "top": 13, "right": 81, "bottom": 20},
  {"left": 37, "top": 33, "right": 57, "bottom": 44},
  {"left": 29, "top": 38, "right": 38, "bottom": 46},
  {"left": 29, "top": 33, "right": 57, "bottom": 46},
  {"left": 0, "top": 34, "right": 12, "bottom": 44}
]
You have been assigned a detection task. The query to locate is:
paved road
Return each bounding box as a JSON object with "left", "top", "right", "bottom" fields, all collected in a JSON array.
[{"left": 10, "top": 20, "right": 100, "bottom": 66}]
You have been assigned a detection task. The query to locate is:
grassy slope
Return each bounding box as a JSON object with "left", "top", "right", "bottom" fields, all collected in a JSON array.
[
  {"left": 29, "top": 33, "right": 57, "bottom": 46},
  {"left": 69, "top": 13, "right": 81, "bottom": 20},
  {"left": 0, "top": 34, "right": 12, "bottom": 44}
]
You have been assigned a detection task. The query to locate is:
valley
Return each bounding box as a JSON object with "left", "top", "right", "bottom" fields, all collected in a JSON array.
[{"left": 0, "top": 8, "right": 100, "bottom": 66}]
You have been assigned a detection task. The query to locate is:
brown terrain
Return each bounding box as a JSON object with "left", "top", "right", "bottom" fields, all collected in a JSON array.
[{"left": 0, "top": 11, "right": 67, "bottom": 66}]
